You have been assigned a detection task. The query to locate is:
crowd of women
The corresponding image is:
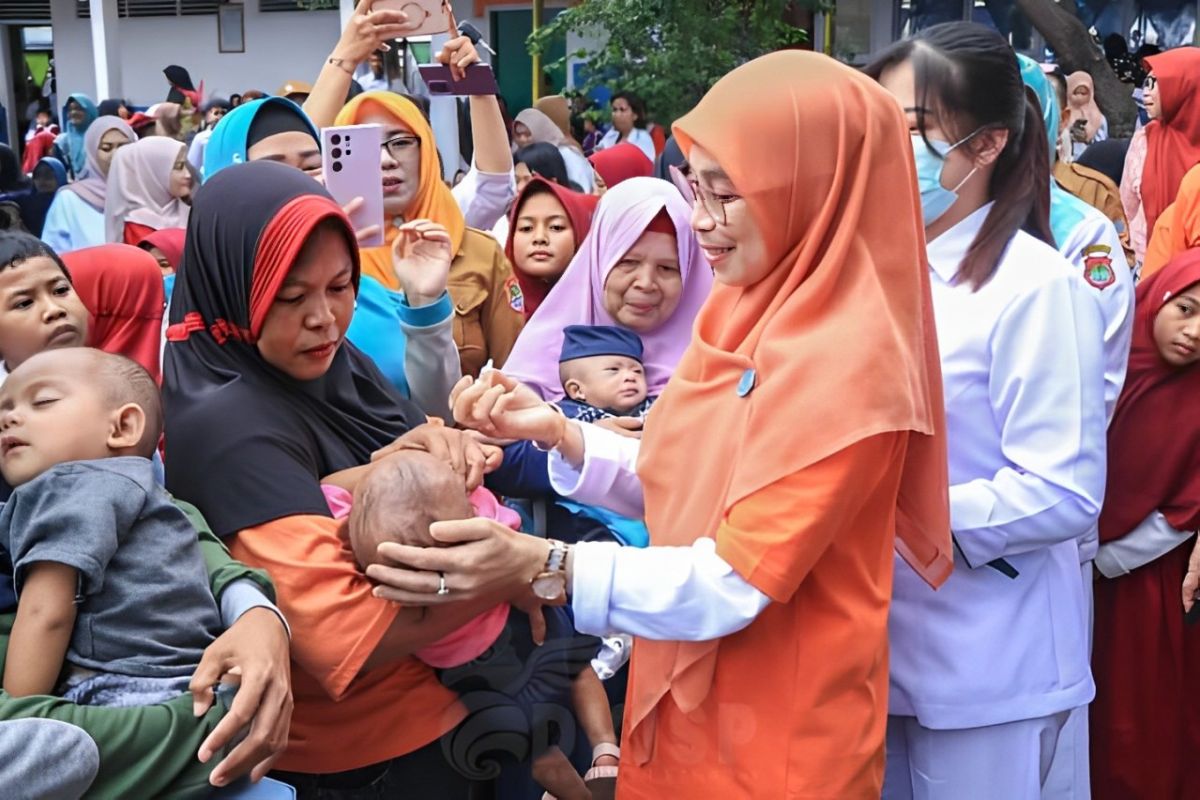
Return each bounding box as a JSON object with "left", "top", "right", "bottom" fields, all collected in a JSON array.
[{"left": 1, "top": 3, "right": 1200, "bottom": 798}]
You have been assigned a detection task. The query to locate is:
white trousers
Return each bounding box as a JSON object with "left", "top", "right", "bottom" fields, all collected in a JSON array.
[
  {"left": 883, "top": 711, "right": 1072, "bottom": 800},
  {"left": 1042, "top": 564, "right": 1094, "bottom": 800}
]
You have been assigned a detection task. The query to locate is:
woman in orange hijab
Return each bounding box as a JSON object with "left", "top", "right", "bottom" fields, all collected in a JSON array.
[
  {"left": 334, "top": 92, "right": 524, "bottom": 378},
  {"left": 357, "top": 51, "right": 953, "bottom": 798}
]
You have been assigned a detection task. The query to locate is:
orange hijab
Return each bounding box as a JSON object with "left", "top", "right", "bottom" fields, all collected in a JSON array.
[
  {"left": 334, "top": 92, "right": 466, "bottom": 290},
  {"left": 629, "top": 50, "right": 953, "bottom": 763}
]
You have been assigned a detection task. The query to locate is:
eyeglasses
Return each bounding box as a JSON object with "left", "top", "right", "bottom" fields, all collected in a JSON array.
[
  {"left": 668, "top": 164, "right": 742, "bottom": 226},
  {"left": 382, "top": 134, "right": 420, "bottom": 160}
]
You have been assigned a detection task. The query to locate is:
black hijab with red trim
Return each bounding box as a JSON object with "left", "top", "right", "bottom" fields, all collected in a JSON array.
[{"left": 163, "top": 160, "right": 422, "bottom": 537}]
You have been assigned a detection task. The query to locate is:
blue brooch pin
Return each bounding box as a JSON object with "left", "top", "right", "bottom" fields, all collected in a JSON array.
[{"left": 736, "top": 368, "right": 756, "bottom": 397}]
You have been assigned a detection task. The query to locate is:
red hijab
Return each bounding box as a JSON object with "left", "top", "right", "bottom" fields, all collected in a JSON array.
[
  {"left": 1099, "top": 248, "right": 1200, "bottom": 543},
  {"left": 1142, "top": 48, "right": 1200, "bottom": 233},
  {"left": 62, "top": 244, "right": 165, "bottom": 382},
  {"left": 503, "top": 176, "right": 598, "bottom": 319},
  {"left": 588, "top": 142, "right": 653, "bottom": 188},
  {"left": 137, "top": 227, "right": 186, "bottom": 272}
]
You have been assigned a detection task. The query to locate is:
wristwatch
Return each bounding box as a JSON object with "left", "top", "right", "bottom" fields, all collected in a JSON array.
[{"left": 531, "top": 539, "right": 570, "bottom": 601}]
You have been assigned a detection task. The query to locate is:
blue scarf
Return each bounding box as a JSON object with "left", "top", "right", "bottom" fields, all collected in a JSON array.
[
  {"left": 59, "top": 93, "right": 98, "bottom": 176},
  {"left": 202, "top": 97, "right": 318, "bottom": 182}
]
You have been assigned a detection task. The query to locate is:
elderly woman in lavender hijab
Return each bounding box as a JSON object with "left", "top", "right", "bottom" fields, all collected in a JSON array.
[
  {"left": 41, "top": 116, "right": 136, "bottom": 253},
  {"left": 503, "top": 176, "right": 712, "bottom": 401}
]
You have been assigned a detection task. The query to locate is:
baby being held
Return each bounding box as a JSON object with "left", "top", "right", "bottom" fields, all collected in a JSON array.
[
  {"left": 0, "top": 347, "right": 221, "bottom": 705},
  {"left": 557, "top": 324, "right": 650, "bottom": 421},
  {"left": 336, "top": 451, "right": 620, "bottom": 799}
]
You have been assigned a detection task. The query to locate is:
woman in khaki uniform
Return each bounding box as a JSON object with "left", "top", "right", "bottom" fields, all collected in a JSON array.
[{"left": 335, "top": 91, "right": 524, "bottom": 378}]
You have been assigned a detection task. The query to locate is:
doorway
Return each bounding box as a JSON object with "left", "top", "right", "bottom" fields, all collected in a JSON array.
[{"left": 491, "top": 7, "right": 566, "bottom": 114}]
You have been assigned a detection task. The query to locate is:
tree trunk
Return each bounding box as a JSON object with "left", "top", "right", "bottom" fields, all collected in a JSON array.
[{"left": 1015, "top": 0, "right": 1138, "bottom": 137}]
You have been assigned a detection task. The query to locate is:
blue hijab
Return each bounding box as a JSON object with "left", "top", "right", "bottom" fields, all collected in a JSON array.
[
  {"left": 58, "top": 93, "right": 98, "bottom": 176},
  {"left": 39, "top": 156, "right": 68, "bottom": 187},
  {"left": 202, "top": 97, "right": 318, "bottom": 181},
  {"left": 1017, "top": 55, "right": 1060, "bottom": 167}
]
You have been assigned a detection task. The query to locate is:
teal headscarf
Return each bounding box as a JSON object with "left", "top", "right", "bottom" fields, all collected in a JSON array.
[
  {"left": 1017, "top": 54, "right": 1060, "bottom": 166},
  {"left": 202, "top": 97, "right": 319, "bottom": 182},
  {"left": 58, "top": 93, "right": 98, "bottom": 177}
]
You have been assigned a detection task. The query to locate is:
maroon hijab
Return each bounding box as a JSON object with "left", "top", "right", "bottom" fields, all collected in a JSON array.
[
  {"left": 1100, "top": 248, "right": 1200, "bottom": 542},
  {"left": 503, "top": 176, "right": 598, "bottom": 319}
]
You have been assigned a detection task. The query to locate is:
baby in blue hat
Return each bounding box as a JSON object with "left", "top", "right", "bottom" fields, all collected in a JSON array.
[{"left": 556, "top": 324, "right": 653, "bottom": 423}]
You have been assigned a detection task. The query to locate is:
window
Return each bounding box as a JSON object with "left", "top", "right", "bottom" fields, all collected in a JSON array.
[
  {"left": 76, "top": 0, "right": 220, "bottom": 18},
  {"left": 0, "top": 1, "right": 51, "bottom": 23},
  {"left": 260, "top": 0, "right": 338, "bottom": 11}
]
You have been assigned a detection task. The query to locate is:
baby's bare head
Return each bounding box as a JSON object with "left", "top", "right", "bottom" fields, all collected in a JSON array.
[{"left": 348, "top": 450, "right": 473, "bottom": 571}]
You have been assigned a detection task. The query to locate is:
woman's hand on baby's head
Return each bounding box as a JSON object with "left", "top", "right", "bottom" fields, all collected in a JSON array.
[
  {"left": 367, "top": 517, "right": 548, "bottom": 606},
  {"left": 370, "top": 422, "right": 488, "bottom": 491}
]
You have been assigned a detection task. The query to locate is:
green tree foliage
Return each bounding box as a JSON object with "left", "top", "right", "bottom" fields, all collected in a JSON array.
[{"left": 530, "top": 0, "right": 811, "bottom": 126}]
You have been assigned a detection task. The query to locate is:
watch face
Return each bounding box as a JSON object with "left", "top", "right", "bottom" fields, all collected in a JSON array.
[{"left": 532, "top": 574, "right": 564, "bottom": 601}]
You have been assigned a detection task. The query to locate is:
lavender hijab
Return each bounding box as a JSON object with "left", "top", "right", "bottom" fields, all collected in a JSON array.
[
  {"left": 504, "top": 176, "right": 713, "bottom": 400},
  {"left": 61, "top": 116, "right": 136, "bottom": 211}
]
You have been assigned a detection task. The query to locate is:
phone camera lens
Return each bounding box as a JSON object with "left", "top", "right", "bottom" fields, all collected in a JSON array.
[
  {"left": 330, "top": 134, "right": 341, "bottom": 145},
  {"left": 332, "top": 162, "right": 343, "bottom": 173},
  {"left": 331, "top": 147, "right": 342, "bottom": 159},
  {"left": 345, "top": 150, "right": 352, "bottom": 156}
]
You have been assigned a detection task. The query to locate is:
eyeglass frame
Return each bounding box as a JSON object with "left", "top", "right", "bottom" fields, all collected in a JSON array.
[
  {"left": 381, "top": 133, "right": 421, "bottom": 160},
  {"left": 668, "top": 163, "right": 743, "bottom": 227}
]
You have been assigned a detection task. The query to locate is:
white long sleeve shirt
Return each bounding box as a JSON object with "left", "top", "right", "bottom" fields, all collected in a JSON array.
[
  {"left": 1050, "top": 188, "right": 1135, "bottom": 566},
  {"left": 452, "top": 163, "right": 515, "bottom": 232},
  {"left": 1095, "top": 511, "right": 1195, "bottom": 579},
  {"left": 1050, "top": 185, "right": 1134, "bottom": 425},
  {"left": 889, "top": 205, "right": 1107, "bottom": 730},
  {"left": 551, "top": 423, "right": 769, "bottom": 641}
]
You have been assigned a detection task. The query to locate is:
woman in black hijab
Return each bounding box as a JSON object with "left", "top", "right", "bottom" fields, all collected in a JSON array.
[{"left": 162, "top": 161, "right": 496, "bottom": 797}]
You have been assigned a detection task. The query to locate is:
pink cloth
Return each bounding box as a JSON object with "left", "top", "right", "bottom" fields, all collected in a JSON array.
[
  {"left": 1122, "top": 127, "right": 1149, "bottom": 265},
  {"left": 320, "top": 483, "right": 519, "bottom": 668},
  {"left": 502, "top": 176, "right": 713, "bottom": 400}
]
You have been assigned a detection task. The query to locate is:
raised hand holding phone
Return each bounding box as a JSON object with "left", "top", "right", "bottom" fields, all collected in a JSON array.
[
  {"left": 436, "top": 34, "right": 481, "bottom": 81},
  {"left": 393, "top": 219, "right": 453, "bottom": 306},
  {"left": 370, "top": 0, "right": 453, "bottom": 38},
  {"left": 321, "top": 124, "right": 386, "bottom": 247},
  {"left": 334, "top": 0, "right": 420, "bottom": 65}
]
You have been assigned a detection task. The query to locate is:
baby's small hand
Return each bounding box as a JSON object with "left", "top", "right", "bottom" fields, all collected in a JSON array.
[{"left": 513, "top": 596, "right": 547, "bottom": 645}]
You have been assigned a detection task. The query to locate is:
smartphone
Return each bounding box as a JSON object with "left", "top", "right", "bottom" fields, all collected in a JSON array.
[
  {"left": 371, "top": 0, "right": 452, "bottom": 37},
  {"left": 321, "top": 124, "right": 385, "bottom": 248},
  {"left": 418, "top": 63, "right": 500, "bottom": 96}
]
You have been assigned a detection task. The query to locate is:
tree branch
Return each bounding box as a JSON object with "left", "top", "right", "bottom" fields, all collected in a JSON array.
[{"left": 1015, "top": 0, "right": 1137, "bottom": 136}]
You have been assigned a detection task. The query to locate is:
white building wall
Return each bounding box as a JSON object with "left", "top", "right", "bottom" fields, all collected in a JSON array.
[{"left": 49, "top": 0, "right": 343, "bottom": 106}]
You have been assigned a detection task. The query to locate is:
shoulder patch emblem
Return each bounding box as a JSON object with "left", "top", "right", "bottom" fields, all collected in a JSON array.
[
  {"left": 504, "top": 276, "right": 524, "bottom": 314},
  {"left": 1081, "top": 244, "right": 1116, "bottom": 290}
]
